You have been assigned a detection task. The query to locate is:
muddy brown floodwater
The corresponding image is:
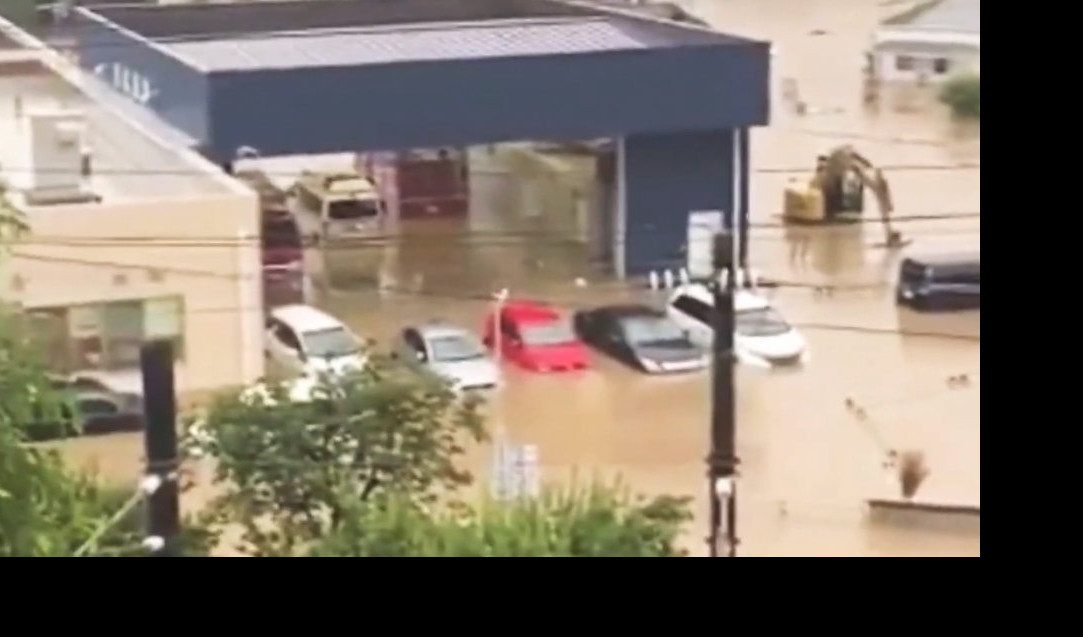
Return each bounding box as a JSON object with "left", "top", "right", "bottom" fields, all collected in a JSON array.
[{"left": 57, "top": 0, "right": 979, "bottom": 556}]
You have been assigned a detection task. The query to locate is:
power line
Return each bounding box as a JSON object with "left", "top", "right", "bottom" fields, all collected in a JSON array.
[
  {"left": 0, "top": 162, "right": 981, "bottom": 177},
  {"left": 8, "top": 211, "right": 980, "bottom": 247}
]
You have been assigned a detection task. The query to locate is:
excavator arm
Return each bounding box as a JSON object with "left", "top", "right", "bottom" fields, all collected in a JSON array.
[{"left": 847, "top": 151, "right": 901, "bottom": 245}]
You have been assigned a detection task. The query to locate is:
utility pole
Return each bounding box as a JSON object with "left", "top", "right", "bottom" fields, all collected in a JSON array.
[
  {"left": 707, "top": 231, "right": 739, "bottom": 557},
  {"left": 140, "top": 340, "right": 181, "bottom": 557}
]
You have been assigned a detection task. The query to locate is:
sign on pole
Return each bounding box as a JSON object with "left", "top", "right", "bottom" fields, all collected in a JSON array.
[
  {"left": 490, "top": 438, "right": 540, "bottom": 501},
  {"left": 687, "top": 210, "right": 725, "bottom": 280}
]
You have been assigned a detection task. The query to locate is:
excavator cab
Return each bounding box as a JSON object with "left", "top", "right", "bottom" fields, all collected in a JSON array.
[
  {"left": 782, "top": 146, "right": 904, "bottom": 246},
  {"left": 821, "top": 168, "right": 865, "bottom": 220}
]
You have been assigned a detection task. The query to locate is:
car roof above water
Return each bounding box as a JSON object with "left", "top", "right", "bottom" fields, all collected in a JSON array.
[
  {"left": 503, "top": 301, "right": 562, "bottom": 323},
  {"left": 271, "top": 304, "right": 344, "bottom": 332},
  {"left": 903, "top": 251, "right": 980, "bottom": 267},
  {"left": 591, "top": 304, "right": 665, "bottom": 319},
  {"left": 671, "top": 284, "right": 772, "bottom": 312},
  {"left": 416, "top": 321, "right": 472, "bottom": 340}
]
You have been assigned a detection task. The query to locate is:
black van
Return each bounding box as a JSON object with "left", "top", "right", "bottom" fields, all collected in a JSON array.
[{"left": 895, "top": 252, "right": 980, "bottom": 311}]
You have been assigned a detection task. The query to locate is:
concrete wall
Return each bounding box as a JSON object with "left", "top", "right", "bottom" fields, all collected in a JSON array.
[
  {"left": 2, "top": 193, "right": 264, "bottom": 393},
  {"left": 620, "top": 129, "right": 735, "bottom": 275}
]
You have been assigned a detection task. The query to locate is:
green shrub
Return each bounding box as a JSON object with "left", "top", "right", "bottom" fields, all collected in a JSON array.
[
  {"left": 939, "top": 74, "right": 980, "bottom": 119},
  {"left": 310, "top": 483, "right": 693, "bottom": 557}
]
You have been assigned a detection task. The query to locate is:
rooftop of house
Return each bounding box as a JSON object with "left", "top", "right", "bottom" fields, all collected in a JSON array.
[
  {"left": 882, "top": 0, "right": 980, "bottom": 34},
  {"left": 83, "top": 0, "right": 751, "bottom": 73},
  {"left": 0, "top": 60, "right": 236, "bottom": 205}
]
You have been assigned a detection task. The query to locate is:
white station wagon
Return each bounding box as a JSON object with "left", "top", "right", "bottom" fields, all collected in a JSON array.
[{"left": 666, "top": 285, "right": 808, "bottom": 368}]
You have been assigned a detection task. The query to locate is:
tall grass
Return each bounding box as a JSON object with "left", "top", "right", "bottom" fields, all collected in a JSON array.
[{"left": 311, "top": 481, "right": 692, "bottom": 557}]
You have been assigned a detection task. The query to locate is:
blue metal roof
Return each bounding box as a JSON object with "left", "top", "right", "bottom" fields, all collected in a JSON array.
[
  {"left": 72, "top": 0, "right": 770, "bottom": 160},
  {"left": 165, "top": 17, "right": 698, "bottom": 72}
]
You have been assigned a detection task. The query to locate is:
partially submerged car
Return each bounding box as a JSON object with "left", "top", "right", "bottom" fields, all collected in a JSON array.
[
  {"left": 574, "top": 304, "right": 707, "bottom": 374},
  {"left": 666, "top": 285, "right": 809, "bottom": 368},
  {"left": 395, "top": 322, "right": 501, "bottom": 391},
  {"left": 483, "top": 301, "right": 590, "bottom": 372}
]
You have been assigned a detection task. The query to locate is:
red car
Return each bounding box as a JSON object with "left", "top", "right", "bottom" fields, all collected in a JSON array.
[{"left": 483, "top": 301, "right": 590, "bottom": 372}]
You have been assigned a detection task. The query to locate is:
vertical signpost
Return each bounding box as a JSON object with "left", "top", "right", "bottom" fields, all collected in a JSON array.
[{"left": 490, "top": 435, "right": 540, "bottom": 501}]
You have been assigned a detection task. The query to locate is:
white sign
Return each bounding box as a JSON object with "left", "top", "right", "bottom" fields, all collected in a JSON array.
[
  {"left": 687, "top": 210, "right": 725, "bottom": 280},
  {"left": 490, "top": 439, "right": 540, "bottom": 501},
  {"left": 92, "top": 62, "right": 159, "bottom": 106}
]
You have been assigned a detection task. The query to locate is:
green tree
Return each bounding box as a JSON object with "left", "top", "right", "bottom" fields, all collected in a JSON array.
[
  {"left": 187, "top": 361, "right": 486, "bottom": 556},
  {"left": 310, "top": 485, "right": 692, "bottom": 557},
  {"left": 939, "top": 74, "right": 980, "bottom": 119}
]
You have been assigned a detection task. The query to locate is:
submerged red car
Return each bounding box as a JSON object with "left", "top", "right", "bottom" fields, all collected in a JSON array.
[{"left": 482, "top": 301, "right": 590, "bottom": 372}]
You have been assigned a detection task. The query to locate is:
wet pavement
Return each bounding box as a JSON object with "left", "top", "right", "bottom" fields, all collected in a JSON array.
[{"left": 56, "top": 0, "right": 979, "bottom": 556}]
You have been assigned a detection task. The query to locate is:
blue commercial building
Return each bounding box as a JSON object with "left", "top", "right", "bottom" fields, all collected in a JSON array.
[{"left": 73, "top": 0, "right": 770, "bottom": 276}]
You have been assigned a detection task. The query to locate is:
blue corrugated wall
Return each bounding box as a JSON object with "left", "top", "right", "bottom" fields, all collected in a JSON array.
[
  {"left": 205, "top": 45, "right": 767, "bottom": 160},
  {"left": 622, "top": 130, "right": 736, "bottom": 276},
  {"left": 74, "top": 10, "right": 210, "bottom": 144}
]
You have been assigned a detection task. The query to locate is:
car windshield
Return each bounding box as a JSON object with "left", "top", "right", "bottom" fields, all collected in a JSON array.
[
  {"left": 736, "top": 307, "right": 791, "bottom": 337},
  {"left": 329, "top": 199, "right": 380, "bottom": 221},
  {"left": 620, "top": 315, "right": 686, "bottom": 346},
  {"left": 302, "top": 327, "right": 360, "bottom": 359},
  {"left": 429, "top": 335, "right": 486, "bottom": 362},
  {"left": 520, "top": 321, "right": 576, "bottom": 347}
]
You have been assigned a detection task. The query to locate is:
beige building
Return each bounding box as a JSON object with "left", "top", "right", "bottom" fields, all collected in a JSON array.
[{"left": 1, "top": 53, "right": 264, "bottom": 394}]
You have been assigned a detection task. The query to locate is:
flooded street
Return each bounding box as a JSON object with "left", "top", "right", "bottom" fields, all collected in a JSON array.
[{"left": 58, "top": 0, "right": 979, "bottom": 556}]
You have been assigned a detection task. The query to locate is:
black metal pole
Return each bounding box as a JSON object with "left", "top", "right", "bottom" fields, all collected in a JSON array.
[
  {"left": 707, "top": 231, "right": 739, "bottom": 557},
  {"left": 140, "top": 340, "right": 181, "bottom": 557},
  {"left": 737, "top": 128, "right": 751, "bottom": 277}
]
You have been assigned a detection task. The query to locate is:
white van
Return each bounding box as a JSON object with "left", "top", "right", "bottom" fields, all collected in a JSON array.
[
  {"left": 666, "top": 285, "right": 808, "bottom": 368},
  {"left": 264, "top": 304, "right": 368, "bottom": 377},
  {"left": 291, "top": 170, "right": 386, "bottom": 241}
]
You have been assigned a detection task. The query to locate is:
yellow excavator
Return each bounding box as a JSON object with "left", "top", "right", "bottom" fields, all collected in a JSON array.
[{"left": 783, "top": 146, "right": 905, "bottom": 247}]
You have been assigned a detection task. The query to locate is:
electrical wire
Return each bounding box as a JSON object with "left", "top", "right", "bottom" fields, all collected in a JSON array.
[
  {"left": 71, "top": 486, "right": 145, "bottom": 557},
  {"left": 7, "top": 210, "right": 981, "bottom": 247},
  {"left": 8, "top": 244, "right": 980, "bottom": 342},
  {"left": 0, "top": 162, "right": 981, "bottom": 176}
]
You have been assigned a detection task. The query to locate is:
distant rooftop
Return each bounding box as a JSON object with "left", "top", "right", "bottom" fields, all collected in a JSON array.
[
  {"left": 883, "top": 0, "right": 980, "bottom": 34},
  {"left": 0, "top": 63, "right": 231, "bottom": 202},
  {"left": 84, "top": 0, "right": 748, "bottom": 73}
]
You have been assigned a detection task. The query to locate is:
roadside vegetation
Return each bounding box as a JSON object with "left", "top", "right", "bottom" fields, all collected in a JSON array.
[
  {"left": 189, "top": 369, "right": 692, "bottom": 557},
  {"left": 939, "top": 74, "right": 980, "bottom": 119}
]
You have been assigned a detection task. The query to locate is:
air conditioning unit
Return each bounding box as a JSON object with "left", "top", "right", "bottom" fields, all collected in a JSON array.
[{"left": 22, "top": 109, "right": 99, "bottom": 205}]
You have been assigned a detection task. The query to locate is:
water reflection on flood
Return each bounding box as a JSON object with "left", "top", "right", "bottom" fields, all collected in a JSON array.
[{"left": 57, "top": 0, "right": 978, "bottom": 556}]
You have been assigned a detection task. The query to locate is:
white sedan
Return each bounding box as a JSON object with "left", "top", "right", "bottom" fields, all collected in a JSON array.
[
  {"left": 394, "top": 322, "right": 501, "bottom": 391},
  {"left": 666, "top": 284, "right": 808, "bottom": 368},
  {"left": 264, "top": 304, "right": 368, "bottom": 378}
]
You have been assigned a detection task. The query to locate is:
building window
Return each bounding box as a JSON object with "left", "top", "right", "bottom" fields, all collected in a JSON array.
[
  {"left": 26, "top": 296, "right": 185, "bottom": 372},
  {"left": 933, "top": 57, "right": 951, "bottom": 74},
  {"left": 895, "top": 55, "right": 915, "bottom": 71}
]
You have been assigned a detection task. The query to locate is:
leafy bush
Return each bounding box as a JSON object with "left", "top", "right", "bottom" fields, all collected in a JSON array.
[
  {"left": 939, "top": 74, "right": 980, "bottom": 119},
  {"left": 310, "top": 483, "right": 693, "bottom": 557},
  {"left": 187, "top": 362, "right": 486, "bottom": 556}
]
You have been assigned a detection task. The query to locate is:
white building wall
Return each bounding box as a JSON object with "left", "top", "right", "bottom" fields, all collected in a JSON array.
[{"left": 872, "top": 29, "right": 980, "bottom": 84}]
